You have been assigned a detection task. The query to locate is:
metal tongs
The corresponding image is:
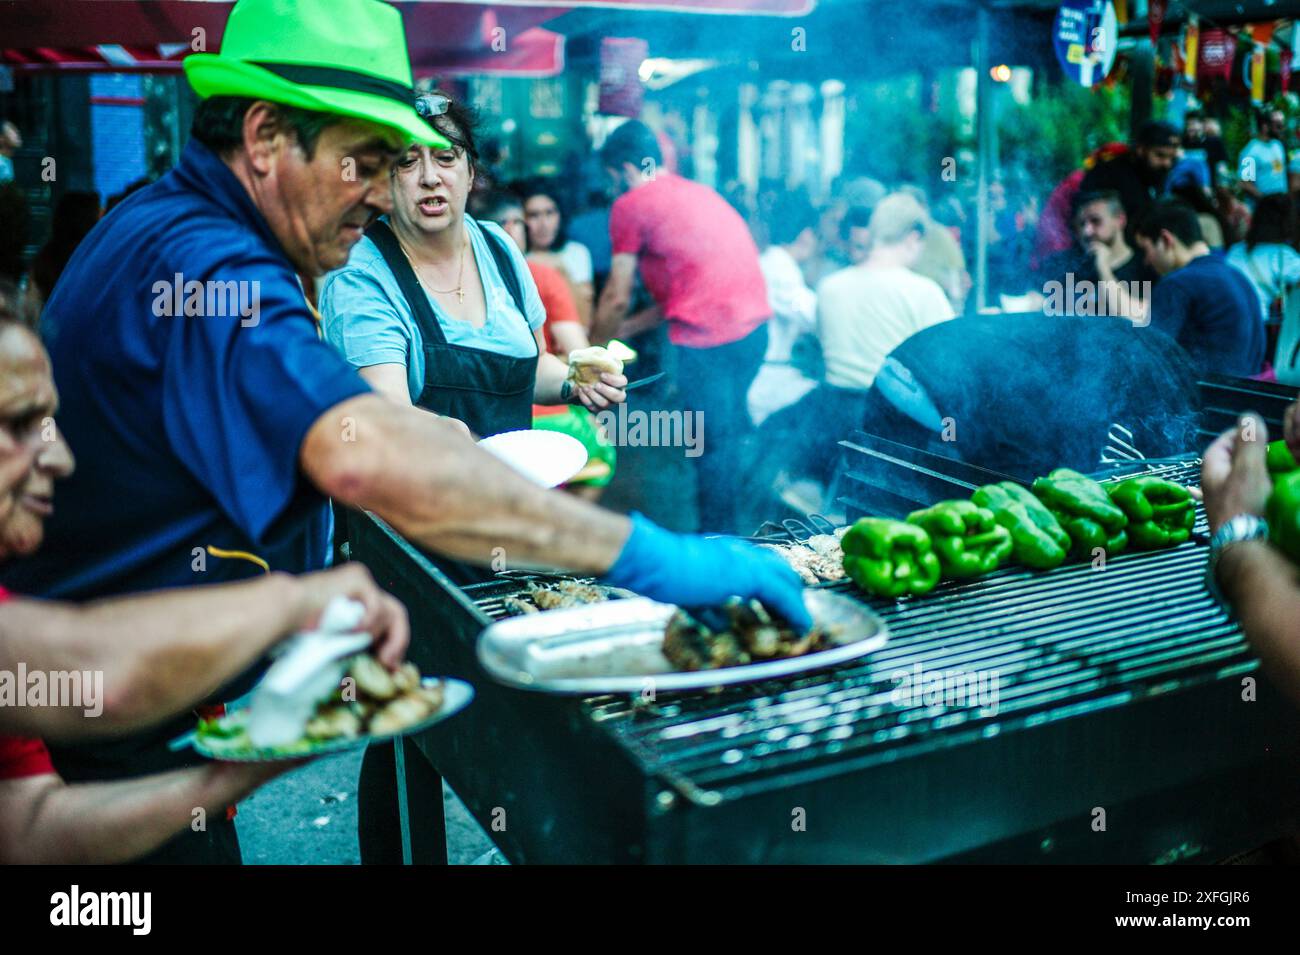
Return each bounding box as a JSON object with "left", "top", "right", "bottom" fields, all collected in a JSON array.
[
  {"left": 781, "top": 514, "right": 842, "bottom": 553},
  {"left": 1102, "top": 423, "right": 1145, "bottom": 463}
]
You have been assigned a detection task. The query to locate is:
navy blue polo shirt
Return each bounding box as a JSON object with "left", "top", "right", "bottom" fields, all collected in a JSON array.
[
  {"left": 1148, "top": 252, "right": 1266, "bottom": 378},
  {"left": 2, "top": 139, "right": 370, "bottom": 601}
]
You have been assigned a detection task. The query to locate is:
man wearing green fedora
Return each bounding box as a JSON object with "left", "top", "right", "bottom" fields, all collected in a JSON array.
[{"left": 6, "top": 0, "right": 808, "bottom": 864}]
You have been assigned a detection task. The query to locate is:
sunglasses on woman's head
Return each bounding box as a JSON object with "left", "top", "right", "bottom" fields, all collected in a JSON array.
[{"left": 415, "top": 92, "right": 452, "bottom": 119}]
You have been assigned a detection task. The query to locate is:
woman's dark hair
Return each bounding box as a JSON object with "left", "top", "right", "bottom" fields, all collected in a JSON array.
[
  {"left": 1245, "top": 193, "right": 1297, "bottom": 250},
  {"left": 416, "top": 91, "right": 481, "bottom": 169},
  {"left": 105, "top": 177, "right": 152, "bottom": 214},
  {"left": 476, "top": 189, "right": 524, "bottom": 224},
  {"left": 191, "top": 96, "right": 343, "bottom": 159},
  {"left": 514, "top": 177, "right": 569, "bottom": 251}
]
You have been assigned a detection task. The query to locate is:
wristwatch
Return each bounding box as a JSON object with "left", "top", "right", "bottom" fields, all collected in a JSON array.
[{"left": 1205, "top": 513, "right": 1270, "bottom": 613}]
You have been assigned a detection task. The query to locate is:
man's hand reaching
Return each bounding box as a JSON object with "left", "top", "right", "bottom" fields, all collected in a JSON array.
[{"left": 1201, "top": 413, "right": 1273, "bottom": 533}]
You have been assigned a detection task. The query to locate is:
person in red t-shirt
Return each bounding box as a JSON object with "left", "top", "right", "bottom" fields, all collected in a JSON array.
[{"left": 593, "top": 120, "right": 772, "bottom": 532}]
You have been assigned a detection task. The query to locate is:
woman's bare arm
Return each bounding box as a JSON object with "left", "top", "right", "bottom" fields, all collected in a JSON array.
[
  {"left": 0, "top": 565, "right": 408, "bottom": 741},
  {"left": 0, "top": 761, "right": 293, "bottom": 864},
  {"left": 358, "top": 363, "right": 414, "bottom": 406}
]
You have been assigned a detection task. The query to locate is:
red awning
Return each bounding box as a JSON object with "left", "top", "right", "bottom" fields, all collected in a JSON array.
[
  {"left": 440, "top": 0, "right": 813, "bottom": 12},
  {"left": 0, "top": 0, "right": 809, "bottom": 74},
  {"left": 0, "top": 2, "right": 568, "bottom": 73},
  {"left": 430, "top": 27, "right": 565, "bottom": 77},
  {"left": 0, "top": 0, "right": 810, "bottom": 48},
  {"left": 2, "top": 45, "right": 190, "bottom": 72},
  {"left": 2, "top": 28, "right": 565, "bottom": 78}
]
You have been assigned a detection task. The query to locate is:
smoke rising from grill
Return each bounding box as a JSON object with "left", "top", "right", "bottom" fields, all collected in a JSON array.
[{"left": 862, "top": 313, "right": 1202, "bottom": 480}]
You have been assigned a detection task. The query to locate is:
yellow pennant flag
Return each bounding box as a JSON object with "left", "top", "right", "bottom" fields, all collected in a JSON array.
[
  {"left": 1184, "top": 17, "right": 1199, "bottom": 83},
  {"left": 1251, "top": 44, "right": 1267, "bottom": 104}
]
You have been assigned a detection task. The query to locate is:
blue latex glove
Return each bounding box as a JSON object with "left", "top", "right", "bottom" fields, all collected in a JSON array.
[{"left": 602, "top": 513, "right": 813, "bottom": 632}]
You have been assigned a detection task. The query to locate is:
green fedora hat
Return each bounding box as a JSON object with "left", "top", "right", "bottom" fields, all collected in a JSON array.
[{"left": 184, "top": 0, "right": 448, "bottom": 148}]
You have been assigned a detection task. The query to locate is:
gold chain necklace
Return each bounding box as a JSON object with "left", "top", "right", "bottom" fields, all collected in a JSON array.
[{"left": 398, "top": 229, "right": 467, "bottom": 304}]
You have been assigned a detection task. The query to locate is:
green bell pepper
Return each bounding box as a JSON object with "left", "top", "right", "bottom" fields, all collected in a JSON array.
[
  {"left": 971, "top": 482, "right": 1071, "bottom": 570},
  {"left": 1031, "top": 468, "right": 1129, "bottom": 558},
  {"left": 1267, "top": 439, "right": 1299, "bottom": 476},
  {"left": 1267, "top": 471, "right": 1300, "bottom": 562},
  {"left": 906, "top": 500, "right": 1013, "bottom": 579},
  {"left": 841, "top": 517, "right": 941, "bottom": 598},
  {"left": 1106, "top": 477, "right": 1195, "bottom": 549}
]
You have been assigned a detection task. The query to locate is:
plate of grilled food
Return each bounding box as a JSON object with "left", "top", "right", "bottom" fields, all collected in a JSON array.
[
  {"left": 757, "top": 531, "right": 847, "bottom": 586},
  {"left": 476, "top": 589, "right": 888, "bottom": 694},
  {"left": 493, "top": 577, "right": 638, "bottom": 617},
  {"left": 188, "top": 654, "right": 474, "bottom": 762}
]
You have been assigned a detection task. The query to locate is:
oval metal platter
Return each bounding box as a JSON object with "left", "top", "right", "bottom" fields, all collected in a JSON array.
[{"left": 476, "top": 590, "right": 888, "bottom": 695}]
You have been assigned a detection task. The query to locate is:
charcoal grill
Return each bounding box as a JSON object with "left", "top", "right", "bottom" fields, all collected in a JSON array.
[
  {"left": 344, "top": 445, "right": 1300, "bottom": 863},
  {"left": 343, "top": 359, "right": 1300, "bottom": 865}
]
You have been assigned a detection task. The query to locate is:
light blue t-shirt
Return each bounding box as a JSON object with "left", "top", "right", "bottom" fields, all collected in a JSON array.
[
  {"left": 320, "top": 216, "right": 545, "bottom": 403},
  {"left": 1239, "top": 138, "right": 1288, "bottom": 196}
]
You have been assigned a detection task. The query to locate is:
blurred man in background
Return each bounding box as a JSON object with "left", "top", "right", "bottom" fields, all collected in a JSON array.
[
  {"left": 748, "top": 198, "right": 819, "bottom": 429},
  {"left": 1240, "top": 109, "right": 1289, "bottom": 203},
  {"left": 806, "top": 193, "right": 954, "bottom": 483},
  {"left": 1133, "top": 200, "right": 1264, "bottom": 377},
  {"left": 593, "top": 119, "right": 773, "bottom": 533},
  {"left": 1032, "top": 190, "right": 1152, "bottom": 317},
  {"left": 1080, "top": 120, "right": 1180, "bottom": 241}
]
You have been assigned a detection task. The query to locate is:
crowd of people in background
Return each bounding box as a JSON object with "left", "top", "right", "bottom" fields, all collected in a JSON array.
[{"left": 7, "top": 95, "right": 1300, "bottom": 521}]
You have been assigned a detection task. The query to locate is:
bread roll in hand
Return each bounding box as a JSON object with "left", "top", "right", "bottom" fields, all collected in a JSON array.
[{"left": 566, "top": 346, "right": 624, "bottom": 388}]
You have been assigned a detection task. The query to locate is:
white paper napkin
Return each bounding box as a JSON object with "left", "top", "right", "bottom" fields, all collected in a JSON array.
[{"left": 247, "top": 596, "right": 373, "bottom": 748}]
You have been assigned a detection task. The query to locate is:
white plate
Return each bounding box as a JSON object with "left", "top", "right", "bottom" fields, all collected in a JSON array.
[
  {"left": 189, "top": 678, "right": 475, "bottom": 762},
  {"left": 479, "top": 429, "right": 587, "bottom": 488}
]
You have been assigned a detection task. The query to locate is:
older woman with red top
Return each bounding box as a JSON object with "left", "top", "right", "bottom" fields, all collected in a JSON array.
[{"left": 0, "top": 319, "right": 409, "bottom": 862}]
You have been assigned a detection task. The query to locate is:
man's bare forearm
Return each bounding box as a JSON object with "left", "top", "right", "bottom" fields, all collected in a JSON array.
[
  {"left": 0, "top": 573, "right": 303, "bottom": 740},
  {"left": 616, "top": 306, "right": 662, "bottom": 340},
  {"left": 1217, "top": 540, "right": 1300, "bottom": 705},
  {"left": 592, "top": 284, "right": 631, "bottom": 345},
  {"left": 304, "top": 394, "right": 632, "bottom": 574}
]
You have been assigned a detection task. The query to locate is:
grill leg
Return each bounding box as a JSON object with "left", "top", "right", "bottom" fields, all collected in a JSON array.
[{"left": 394, "top": 736, "right": 448, "bottom": 865}]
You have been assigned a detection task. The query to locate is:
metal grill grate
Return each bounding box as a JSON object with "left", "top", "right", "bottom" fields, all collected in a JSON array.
[
  {"left": 577, "top": 543, "right": 1248, "bottom": 803},
  {"left": 578, "top": 460, "right": 1235, "bottom": 803},
  {"left": 465, "top": 460, "right": 1239, "bottom": 805}
]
